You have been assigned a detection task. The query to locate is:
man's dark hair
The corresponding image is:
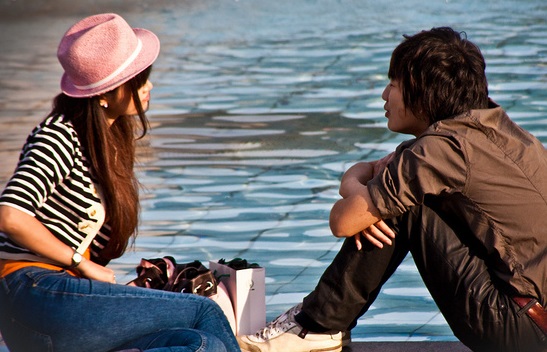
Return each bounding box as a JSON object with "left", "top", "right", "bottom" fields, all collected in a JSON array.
[{"left": 388, "top": 27, "right": 489, "bottom": 124}]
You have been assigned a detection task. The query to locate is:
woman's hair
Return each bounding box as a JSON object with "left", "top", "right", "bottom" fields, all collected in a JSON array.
[
  {"left": 388, "top": 27, "right": 489, "bottom": 124},
  {"left": 49, "top": 66, "right": 152, "bottom": 261}
]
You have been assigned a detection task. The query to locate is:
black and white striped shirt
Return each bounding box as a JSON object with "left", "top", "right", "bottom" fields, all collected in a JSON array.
[{"left": 0, "top": 114, "right": 111, "bottom": 263}]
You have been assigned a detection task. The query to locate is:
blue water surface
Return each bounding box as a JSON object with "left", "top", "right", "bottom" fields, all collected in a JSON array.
[{"left": 0, "top": 0, "right": 546, "bottom": 348}]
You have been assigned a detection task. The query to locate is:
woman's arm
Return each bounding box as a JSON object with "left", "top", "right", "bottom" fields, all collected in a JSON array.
[{"left": 0, "top": 205, "right": 116, "bottom": 283}]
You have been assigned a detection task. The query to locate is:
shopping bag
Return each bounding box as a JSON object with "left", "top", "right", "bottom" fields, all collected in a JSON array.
[
  {"left": 209, "top": 259, "right": 266, "bottom": 335},
  {"left": 127, "top": 257, "right": 235, "bottom": 332},
  {"left": 210, "top": 281, "right": 237, "bottom": 334}
]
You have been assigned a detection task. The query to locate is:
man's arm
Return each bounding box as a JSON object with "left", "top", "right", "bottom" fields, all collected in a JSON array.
[
  {"left": 339, "top": 153, "right": 395, "bottom": 198},
  {"left": 331, "top": 155, "right": 396, "bottom": 249},
  {"left": 329, "top": 185, "right": 394, "bottom": 248}
]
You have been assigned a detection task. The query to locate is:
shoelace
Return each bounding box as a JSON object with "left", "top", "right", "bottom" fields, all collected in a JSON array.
[{"left": 255, "top": 305, "right": 301, "bottom": 340}]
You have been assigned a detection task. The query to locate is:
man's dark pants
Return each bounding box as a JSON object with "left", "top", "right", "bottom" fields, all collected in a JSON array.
[{"left": 301, "top": 205, "right": 546, "bottom": 351}]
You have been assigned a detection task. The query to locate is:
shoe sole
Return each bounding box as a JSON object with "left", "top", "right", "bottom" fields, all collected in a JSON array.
[
  {"left": 310, "top": 344, "right": 342, "bottom": 352},
  {"left": 238, "top": 341, "right": 342, "bottom": 352}
]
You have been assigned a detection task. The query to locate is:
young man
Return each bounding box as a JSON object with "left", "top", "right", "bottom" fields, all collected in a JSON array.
[{"left": 238, "top": 27, "right": 547, "bottom": 352}]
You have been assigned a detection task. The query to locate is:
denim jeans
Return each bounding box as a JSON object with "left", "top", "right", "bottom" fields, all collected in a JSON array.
[
  {"left": 302, "top": 205, "right": 546, "bottom": 352},
  {"left": 0, "top": 267, "right": 240, "bottom": 352}
]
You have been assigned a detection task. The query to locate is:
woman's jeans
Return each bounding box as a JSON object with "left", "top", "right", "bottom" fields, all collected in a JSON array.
[
  {"left": 302, "top": 205, "right": 546, "bottom": 352},
  {"left": 0, "top": 267, "right": 240, "bottom": 352}
]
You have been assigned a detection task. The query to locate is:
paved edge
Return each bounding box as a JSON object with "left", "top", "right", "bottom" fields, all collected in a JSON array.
[
  {"left": 345, "top": 341, "right": 471, "bottom": 352},
  {"left": 1, "top": 340, "right": 471, "bottom": 352}
]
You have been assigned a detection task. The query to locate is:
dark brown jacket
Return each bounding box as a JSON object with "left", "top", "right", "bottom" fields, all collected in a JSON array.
[{"left": 368, "top": 102, "right": 547, "bottom": 305}]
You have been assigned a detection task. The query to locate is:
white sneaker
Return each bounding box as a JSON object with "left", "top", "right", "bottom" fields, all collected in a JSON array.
[{"left": 237, "top": 304, "right": 342, "bottom": 352}]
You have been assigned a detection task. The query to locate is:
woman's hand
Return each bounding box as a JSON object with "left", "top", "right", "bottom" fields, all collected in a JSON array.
[
  {"left": 353, "top": 220, "right": 396, "bottom": 250},
  {"left": 76, "top": 258, "right": 117, "bottom": 283}
]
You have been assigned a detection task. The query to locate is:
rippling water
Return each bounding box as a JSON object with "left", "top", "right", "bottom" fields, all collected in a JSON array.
[{"left": 0, "top": 0, "right": 546, "bottom": 343}]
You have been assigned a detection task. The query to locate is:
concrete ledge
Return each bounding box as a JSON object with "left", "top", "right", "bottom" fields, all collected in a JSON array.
[
  {"left": 345, "top": 342, "right": 471, "bottom": 351},
  {"left": 2, "top": 339, "right": 472, "bottom": 352}
]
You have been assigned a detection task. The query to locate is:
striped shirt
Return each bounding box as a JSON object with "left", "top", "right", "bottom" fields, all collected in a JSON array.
[{"left": 0, "top": 114, "right": 111, "bottom": 264}]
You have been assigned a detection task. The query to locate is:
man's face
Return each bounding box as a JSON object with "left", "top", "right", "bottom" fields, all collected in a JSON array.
[{"left": 381, "top": 80, "right": 429, "bottom": 137}]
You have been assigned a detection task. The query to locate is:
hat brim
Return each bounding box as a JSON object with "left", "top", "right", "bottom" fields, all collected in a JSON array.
[{"left": 61, "top": 28, "right": 160, "bottom": 98}]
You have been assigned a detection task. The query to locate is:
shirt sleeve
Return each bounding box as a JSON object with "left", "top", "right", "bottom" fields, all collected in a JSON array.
[
  {"left": 367, "top": 134, "right": 468, "bottom": 219},
  {"left": 0, "top": 119, "right": 76, "bottom": 217}
]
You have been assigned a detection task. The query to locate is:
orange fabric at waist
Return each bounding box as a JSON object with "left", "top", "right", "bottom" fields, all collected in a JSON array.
[{"left": 0, "top": 250, "right": 90, "bottom": 278}]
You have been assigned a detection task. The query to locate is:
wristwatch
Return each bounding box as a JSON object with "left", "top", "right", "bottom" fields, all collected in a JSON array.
[{"left": 69, "top": 250, "right": 83, "bottom": 269}]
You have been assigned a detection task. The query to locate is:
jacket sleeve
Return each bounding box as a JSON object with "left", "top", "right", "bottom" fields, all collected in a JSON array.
[{"left": 368, "top": 134, "right": 468, "bottom": 219}]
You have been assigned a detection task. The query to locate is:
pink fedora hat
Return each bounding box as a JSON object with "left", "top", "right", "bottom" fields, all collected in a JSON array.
[{"left": 58, "top": 13, "right": 160, "bottom": 98}]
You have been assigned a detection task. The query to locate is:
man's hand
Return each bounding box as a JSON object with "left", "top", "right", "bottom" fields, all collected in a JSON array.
[{"left": 353, "top": 220, "right": 396, "bottom": 250}]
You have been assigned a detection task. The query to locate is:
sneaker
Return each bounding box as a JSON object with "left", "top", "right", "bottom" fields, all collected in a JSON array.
[{"left": 237, "top": 304, "right": 342, "bottom": 352}]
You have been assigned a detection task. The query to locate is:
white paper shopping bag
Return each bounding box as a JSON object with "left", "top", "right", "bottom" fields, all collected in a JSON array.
[
  {"left": 210, "top": 281, "right": 237, "bottom": 334},
  {"left": 209, "top": 260, "right": 266, "bottom": 335}
]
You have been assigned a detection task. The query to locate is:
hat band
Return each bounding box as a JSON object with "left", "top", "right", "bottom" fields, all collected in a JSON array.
[{"left": 74, "top": 39, "right": 143, "bottom": 91}]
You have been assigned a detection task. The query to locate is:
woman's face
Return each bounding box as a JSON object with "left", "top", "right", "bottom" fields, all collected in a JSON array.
[
  {"left": 102, "top": 79, "right": 153, "bottom": 125},
  {"left": 381, "top": 80, "right": 429, "bottom": 137}
]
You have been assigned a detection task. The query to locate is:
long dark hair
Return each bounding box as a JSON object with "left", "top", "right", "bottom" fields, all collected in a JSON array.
[
  {"left": 388, "top": 27, "right": 489, "bottom": 124},
  {"left": 49, "top": 66, "right": 152, "bottom": 261}
]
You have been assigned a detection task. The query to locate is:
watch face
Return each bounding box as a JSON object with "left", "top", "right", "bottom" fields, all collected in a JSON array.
[{"left": 72, "top": 252, "right": 83, "bottom": 265}]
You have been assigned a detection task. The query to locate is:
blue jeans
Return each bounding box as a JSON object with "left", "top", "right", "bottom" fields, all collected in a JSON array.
[{"left": 0, "top": 267, "right": 240, "bottom": 352}]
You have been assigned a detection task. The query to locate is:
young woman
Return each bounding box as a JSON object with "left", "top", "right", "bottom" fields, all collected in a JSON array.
[{"left": 0, "top": 13, "right": 239, "bottom": 352}]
